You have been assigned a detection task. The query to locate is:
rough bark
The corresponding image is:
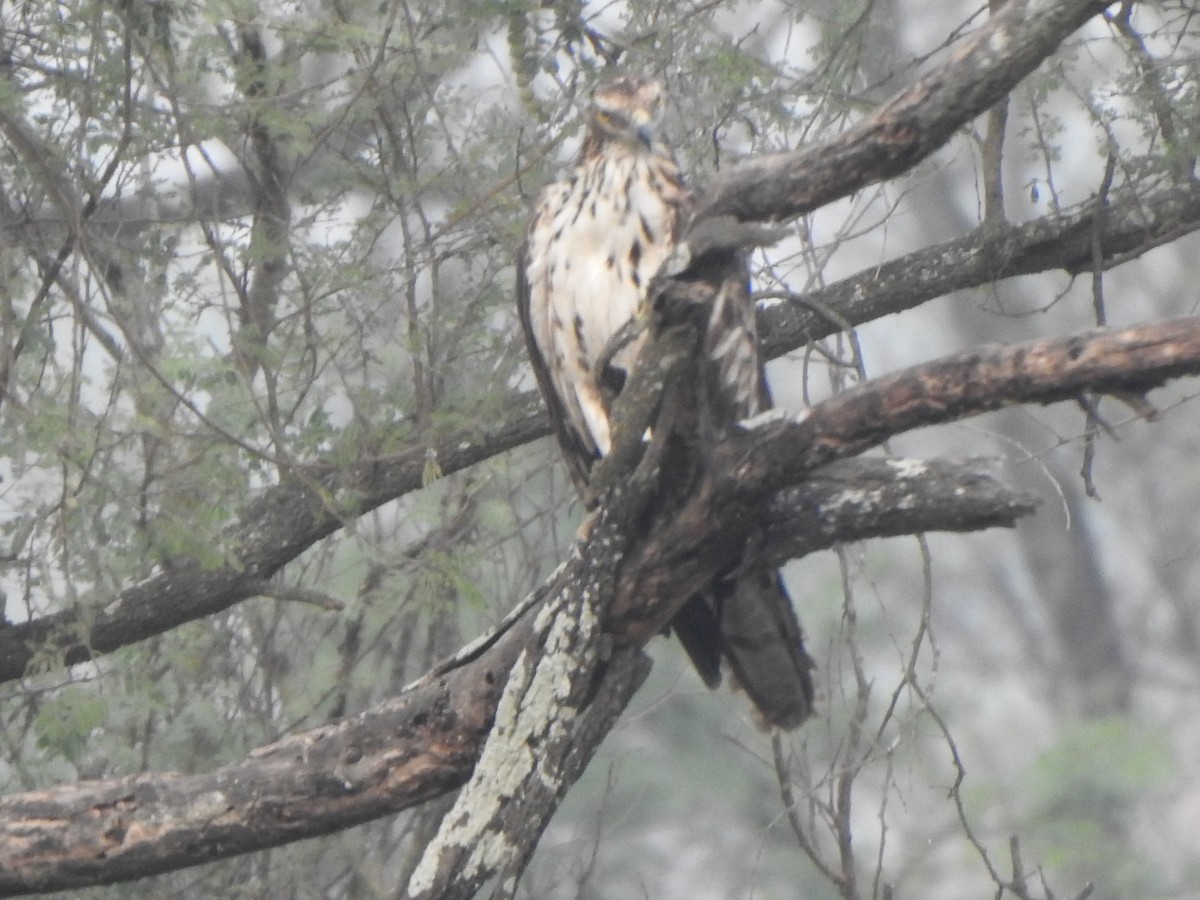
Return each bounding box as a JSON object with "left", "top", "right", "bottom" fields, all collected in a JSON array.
[
  {"left": 0, "top": 609, "right": 532, "bottom": 896},
  {"left": 404, "top": 502, "right": 651, "bottom": 900},
  {"left": 609, "top": 316, "right": 1200, "bottom": 645},
  {"left": 696, "top": 0, "right": 1109, "bottom": 224},
  {"left": 1, "top": 316, "right": 1191, "bottom": 896},
  {"left": 761, "top": 456, "right": 1039, "bottom": 565}
]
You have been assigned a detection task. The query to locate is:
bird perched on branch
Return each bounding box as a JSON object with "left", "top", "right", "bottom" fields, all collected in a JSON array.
[{"left": 517, "top": 74, "right": 814, "bottom": 729}]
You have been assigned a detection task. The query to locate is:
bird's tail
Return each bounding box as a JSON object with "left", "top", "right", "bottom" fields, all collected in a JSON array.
[
  {"left": 719, "top": 569, "right": 815, "bottom": 730},
  {"left": 671, "top": 568, "right": 815, "bottom": 729}
]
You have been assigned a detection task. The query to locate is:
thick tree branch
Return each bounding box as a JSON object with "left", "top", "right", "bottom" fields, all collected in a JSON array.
[
  {"left": 758, "top": 179, "right": 1200, "bottom": 357},
  {"left": 610, "top": 316, "right": 1200, "bottom": 644},
  {"left": 0, "top": 609, "right": 532, "bottom": 896},
  {"left": 0, "top": 317, "right": 1192, "bottom": 896},
  {"left": 761, "top": 456, "right": 1038, "bottom": 566},
  {"left": 695, "top": 0, "right": 1108, "bottom": 225},
  {"left": 404, "top": 503, "right": 650, "bottom": 900}
]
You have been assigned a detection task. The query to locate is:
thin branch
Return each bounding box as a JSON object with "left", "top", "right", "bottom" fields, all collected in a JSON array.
[{"left": 757, "top": 179, "right": 1200, "bottom": 359}]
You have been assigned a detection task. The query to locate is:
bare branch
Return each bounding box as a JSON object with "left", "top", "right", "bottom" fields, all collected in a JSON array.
[
  {"left": 758, "top": 179, "right": 1200, "bottom": 357},
  {"left": 762, "top": 456, "right": 1038, "bottom": 566},
  {"left": 695, "top": 0, "right": 1109, "bottom": 225}
]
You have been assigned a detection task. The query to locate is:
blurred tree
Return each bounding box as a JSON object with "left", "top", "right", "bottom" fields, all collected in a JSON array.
[{"left": 0, "top": 1, "right": 1197, "bottom": 899}]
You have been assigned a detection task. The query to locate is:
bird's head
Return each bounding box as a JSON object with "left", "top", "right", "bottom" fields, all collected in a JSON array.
[{"left": 587, "top": 75, "right": 665, "bottom": 151}]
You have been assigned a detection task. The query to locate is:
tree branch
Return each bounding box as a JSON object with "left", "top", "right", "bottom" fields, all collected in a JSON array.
[
  {"left": 761, "top": 456, "right": 1038, "bottom": 566},
  {"left": 609, "top": 316, "right": 1200, "bottom": 644},
  {"left": 1, "top": 316, "right": 1191, "bottom": 895},
  {"left": 695, "top": 0, "right": 1108, "bottom": 225},
  {"left": 757, "top": 179, "right": 1200, "bottom": 357}
]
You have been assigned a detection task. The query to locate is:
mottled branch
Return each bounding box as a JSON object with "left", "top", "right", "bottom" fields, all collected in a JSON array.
[
  {"left": 761, "top": 457, "right": 1038, "bottom": 566},
  {"left": 758, "top": 179, "right": 1200, "bottom": 357},
  {"left": 405, "top": 515, "right": 650, "bottom": 900},
  {"left": 610, "top": 316, "right": 1200, "bottom": 643},
  {"left": 695, "top": 0, "right": 1108, "bottom": 225},
  {"left": 0, "top": 315, "right": 1190, "bottom": 896}
]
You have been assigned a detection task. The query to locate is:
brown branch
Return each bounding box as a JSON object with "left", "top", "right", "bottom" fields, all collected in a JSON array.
[
  {"left": 757, "top": 179, "right": 1200, "bottom": 358},
  {"left": 761, "top": 456, "right": 1038, "bottom": 566},
  {"left": 760, "top": 317, "right": 1200, "bottom": 488},
  {"left": 233, "top": 24, "right": 292, "bottom": 384},
  {"left": 610, "top": 316, "right": 1200, "bottom": 644},
  {"left": 694, "top": 0, "right": 1109, "bottom": 225},
  {"left": 0, "top": 452, "right": 1031, "bottom": 893},
  {"left": 0, "top": 612, "right": 532, "bottom": 896},
  {"left": 0, "top": 317, "right": 1194, "bottom": 894}
]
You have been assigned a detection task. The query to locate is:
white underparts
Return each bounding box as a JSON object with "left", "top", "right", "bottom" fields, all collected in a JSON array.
[{"left": 524, "top": 142, "right": 684, "bottom": 458}]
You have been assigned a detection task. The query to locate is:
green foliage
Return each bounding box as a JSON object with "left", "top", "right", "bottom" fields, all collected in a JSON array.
[
  {"left": 1021, "top": 718, "right": 1174, "bottom": 895},
  {"left": 34, "top": 687, "right": 108, "bottom": 763}
]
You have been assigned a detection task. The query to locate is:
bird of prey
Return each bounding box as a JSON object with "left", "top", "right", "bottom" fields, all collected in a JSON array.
[{"left": 516, "top": 74, "right": 814, "bottom": 729}]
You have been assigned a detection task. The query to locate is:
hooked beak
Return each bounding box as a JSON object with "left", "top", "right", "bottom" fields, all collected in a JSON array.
[{"left": 631, "top": 109, "right": 654, "bottom": 148}]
